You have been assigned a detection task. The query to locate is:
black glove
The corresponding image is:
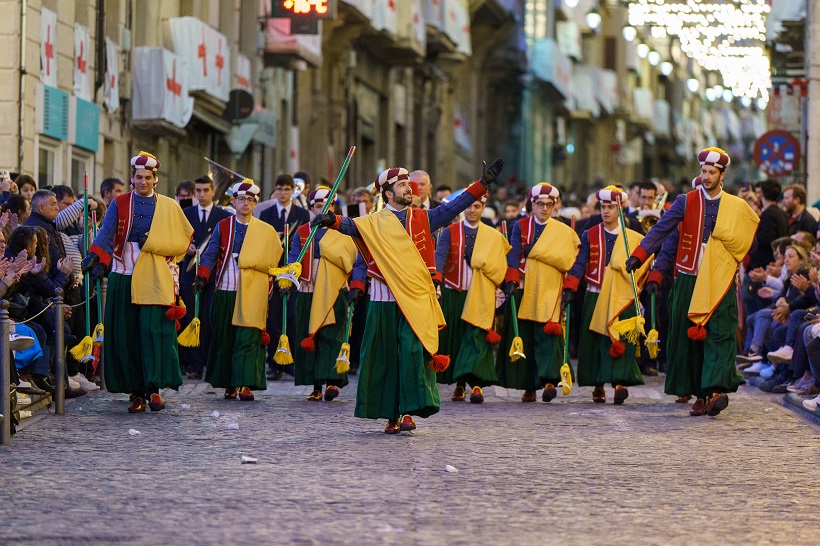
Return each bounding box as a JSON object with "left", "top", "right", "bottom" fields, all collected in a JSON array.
[
  {"left": 90, "top": 263, "right": 108, "bottom": 282},
  {"left": 523, "top": 243, "right": 533, "bottom": 258},
  {"left": 643, "top": 281, "right": 659, "bottom": 296},
  {"left": 480, "top": 157, "right": 505, "bottom": 189},
  {"left": 503, "top": 281, "right": 518, "bottom": 296},
  {"left": 624, "top": 256, "right": 641, "bottom": 273},
  {"left": 562, "top": 289, "right": 575, "bottom": 306},
  {"left": 192, "top": 276, "right": 206, "bottom": 293},
  {"left": 311, "top": 213, "right": 336, "bottom": 228},
  {"left": 348, "top": 287, "right": 362, "bottom": 304},
  {"left": 80, "top": 253, "right": 99, "bottom": 275}
]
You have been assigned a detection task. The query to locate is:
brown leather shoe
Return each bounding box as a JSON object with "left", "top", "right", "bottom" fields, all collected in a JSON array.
[
  {"left": 128, "top": 397, "right": 146, "bottom": 413},
  {"left": 238, "top": 387, "right": 254, "bottom": 401},
  {"left": 324, "top": 385, "right": 339, "bottom": 401},
  {"left": 675, "top": 395, "right": 692, "bottom": 403},
  {"left": 307, "top": 389, "right": 323, "bottom": 401},
  {"left": 613, "top": 385, "right": 629, "bottom": 405},
  {"left": 541, "top": 384, "right": 557, "bottom": 403},
  {"left": 689, "top": 398, "right": 706, "bottom": 416},
  {"left": 451, "top": 385, "right": 466, "bottom": 402},
  {"left": 592, "top": 386, "right": 606, "bottom": 403},
  {"left": 705, "top": 393, "right": 729, "bottom": 416},
  {"left": 224, "top": 387, "right": 238, "bottom": 400},
  {"left": 521, "top": 390, "right": 536, "bottom": 402},
  {"left": 148, "top": 393, "right": 166, "bottom": 412},
  {"left": 384, "top": 420, "right": 400, "bottom": 434},
  {"left": 469, "top": 386, "right": 484, "bottom": 404},
  {"left": 798, "top": 384, "right": 820, "bottom": 396},
  {"left": 399, "top": 415, "right": 416, "bottom": 431}
]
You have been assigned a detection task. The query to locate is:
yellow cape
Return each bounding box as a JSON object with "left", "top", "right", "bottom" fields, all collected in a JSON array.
[
  {"left": 461, "top": 222, "right": 511, "bottom": 331},
  {"left": 131, "top": 195, "right": 193, "bottom": 305},
  {"left": 308, "top": 229, "right": 358, "bottom": 335},
  {"left": 518, "top": 219, "right": 580, "bottom": 323},
  {"left": 353, "top": 208, "right": 444, "bottom": 354},
  {"left": 233, "top": 217, "right": 283, "bottom": 330}
]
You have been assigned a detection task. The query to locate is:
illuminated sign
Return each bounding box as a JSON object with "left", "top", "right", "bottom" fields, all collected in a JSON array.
[{"left": 271, "top": 0, "right": 336, "bottom": 19}]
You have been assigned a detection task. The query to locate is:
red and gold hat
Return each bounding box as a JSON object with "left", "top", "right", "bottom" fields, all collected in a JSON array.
[
  {"left": 130, "top": 151, "right": 160, "bottom": 172},
  {"left": 528, "top": 183, "right": 559, "bottom": 202},
  {"left": 308, "top": 186, "right": 333, "bottom": 206},
  {"left": 596, "top": 185, "right": 628, "bottom": 205},
  {"left": 230, "top": 179, "right": 261, "bottom": 201},
  {"left": 374, "top": 167, "right": 409, "bottom": 193},
  {"left": 697, "top": 147, "right": 730, "bottom": 170}
]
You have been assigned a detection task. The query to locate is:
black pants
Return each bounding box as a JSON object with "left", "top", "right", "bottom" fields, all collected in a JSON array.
[{"left": 178, "top": 282, "right": 217, "bottom": 374}]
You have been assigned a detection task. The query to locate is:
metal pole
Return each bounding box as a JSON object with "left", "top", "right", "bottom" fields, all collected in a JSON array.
[
  {"left": 99, "top": 277, "right": 107, "bottom": 391},
  {"left": 0, "top": 300, "right": 11, "bottom": 445},
  {"left": 53, "top": 289, "right": 65, "bottom": 415}
]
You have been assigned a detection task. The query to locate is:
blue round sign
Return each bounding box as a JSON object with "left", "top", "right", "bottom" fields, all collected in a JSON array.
[{"left": 753, "top": 130, "right": 800, "bottom": 177}]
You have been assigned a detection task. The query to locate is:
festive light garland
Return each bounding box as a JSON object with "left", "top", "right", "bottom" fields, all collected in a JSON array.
[{"left": 628, "top": 0, "right": 771, "bottom": 101}]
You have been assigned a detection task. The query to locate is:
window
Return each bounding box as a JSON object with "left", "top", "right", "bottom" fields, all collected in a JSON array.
[
  {"left": 71, "top": 150, "right": 94, "bottom": 193},
  {"left": 37, "top": 137, "right": 62, "bottom": 187}
]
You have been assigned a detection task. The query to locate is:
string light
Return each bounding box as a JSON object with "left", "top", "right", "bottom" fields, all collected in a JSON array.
[
  {"left": 660, "top": 61, "right": 673, "bottom": 76},
  {"left": 648, "top": 51, "right": 661, "bottom": 66},
  {"left": 623, "top": 26, "right": 637, "bottom": 42},
  {"left": 628, "top": 0, "right": 771, "bottom": 100}
]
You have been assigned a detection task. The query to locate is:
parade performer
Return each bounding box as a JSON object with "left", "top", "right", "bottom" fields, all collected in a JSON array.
[
  {"left": 81, "top": 152, "right": 194, "bottom": 413},
  {"left": 312, "top": 159, "right": 504, "bottom": 433},
  {"left": 563, "top": 187, "right": 650, "bottom": 404},
  {"left": 287, "top": 186, "right": 358, "bottom": 402},
  {"left": 625, "top": 148, "right": 759, "bottom": 416},
  {"left": 496, "top": 183, "right": 580, "bottom": 403},
  {"left": 194, "top": 181, "right": 282, "bottom": 401},
  {"left": 435, "top": 196, "right": 510, "bottom": 403}
]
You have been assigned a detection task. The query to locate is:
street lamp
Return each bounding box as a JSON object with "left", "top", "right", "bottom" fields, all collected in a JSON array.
[
  {"left": 622, "top": 26, "right": 637, "bottom": 42},
  {"left": 636, "top": 43, "right": 649, "bottom": 59},
  {"left": 647, "top": 51, "right": 660, "bottom": 66},
  {"left": 585, "top": 8, "right": 601, "bottom": 31},
  {"left": 660, "top": 62, "right": 673, "bottom": 76},
  {"left": 686, "top": 78, "right": 700, "bottom": 93}
]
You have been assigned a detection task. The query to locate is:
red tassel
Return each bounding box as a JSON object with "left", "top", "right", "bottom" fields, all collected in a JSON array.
[
  {"left": 175, "top": 319, "right": 181, "bottom": 331},
  {"left": 165, "top": 304, "right": 186, "bottom": 321},
  {"left": 485, "top": 329, "right": 502, "bottom": 344},
  {"left": 300, "top": 335, "right": 316, "bottom": 352},
  {"left": 260, "top": 331, "right": 271, "bottom": 345},
  {"left": 428, "top": 353, "right": 450, "bottom": 372},
  {"left": 687, "top": 325, "right": 707, "bottom": 340},
  {"left": 609, "top": 340, "right": 626, "bottom": 358},
  {"left": 543, "top": 321, "right": 562, "bottom": 336}
]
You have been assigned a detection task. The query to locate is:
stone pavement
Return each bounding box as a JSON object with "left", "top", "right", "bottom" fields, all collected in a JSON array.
[{"left": 2, "top": 375, "right": 820, "bottom": 545}]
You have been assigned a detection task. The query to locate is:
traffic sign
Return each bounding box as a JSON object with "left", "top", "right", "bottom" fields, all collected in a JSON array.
[{"left": 753, "top": 130, "right": 800, "bottom": 177}]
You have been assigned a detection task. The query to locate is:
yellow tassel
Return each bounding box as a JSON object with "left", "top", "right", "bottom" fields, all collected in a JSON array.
[
  {"left": 612, "top": 315, "right": 646, "bottom": 345},
  {"left": 70, "top": 336, "right": 94, "bottom": 362},
  {"left": 93, "top": 323, "right": 104, "bottom": 344},
  {"left": 509, "top": 336, "right": 526, "bottom": 362},
  {"left": 177, "top": 317, "right": 201, "bottom": 347},
  {"left": 274, "top": 334, "right": 294, "bottom": 365},
  {"left": 635, "top": 343, "right": 641, "bottom": 358},
  {"left": 559, "top": 362, "right": 573, "bottom": 396},
  {"left": 269, "top": 262, "right": 303, "bottom": 289},
  {"left": 335, "top": 342, "right": 351, "bottom": 374},
  {"left": 646, "top": 328, "right": 660, "bottom": 359}
]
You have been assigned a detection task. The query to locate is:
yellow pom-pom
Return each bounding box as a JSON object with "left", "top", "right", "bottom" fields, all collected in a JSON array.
[
  {"left": 274, "top": 335, "right": 294, "bottom": 365},
  {"left": 70, "top": 336, "right": 94, "bottom": 362},
  {"left": 646, "top": 328, "right": 660, "bottom": 359},
  {"left": 177, "top": 318, "right": 201, "bottom": 347},
  {"left": 509, "top": 336, "right": 526, "bottom": 362},
  {"left": 335, "top": 343, "right": 351, "bottom": 374},
  {"left": 559, "top": 362, "right": 573, "bottom": 396}
]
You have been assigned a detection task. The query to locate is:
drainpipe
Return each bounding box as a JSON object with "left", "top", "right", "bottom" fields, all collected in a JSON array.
[{"left": 17, "top": 0, "right": 27, "bottom": 173}]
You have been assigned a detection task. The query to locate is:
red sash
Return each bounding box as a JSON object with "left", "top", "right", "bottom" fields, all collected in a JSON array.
[
  {"left": 443, "top": 222, "right": 466, "bottom": 290},
  {"left": 517, "top": 216, "right": 536, "bottom": 274},
  {"left": 295, "top": 223, "right": 314, "bottom": 283},
  {"left": 675, "top": 190, "right": 704, "bottom": 274},
  {"left": 584, "top": 223, "right": 606, "bottom": 288},
  {"left": 112, "top": 192, "right": 137, "bottom": 261},
  {"left": 365, "top": 208, "right": 439, "bottom": 283}
]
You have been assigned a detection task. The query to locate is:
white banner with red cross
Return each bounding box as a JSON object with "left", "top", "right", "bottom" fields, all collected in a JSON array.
[
  {"left": 104, "top": 37, "right": 120, "bottom": 113},
  {"left": 40, "top": 8, "right": 57, "bottom": 87},
  {"left": 132, "top": 47, "right": 194, "bottom": 129},
  {"left": 235, "top": 53, "right": 252, "bottom": 93},
  {"left": 74, "top": 24, "right": 91, "bottom": 100},
  {"left": 168, "top": 17, "right": 231, "bottom": 102}
]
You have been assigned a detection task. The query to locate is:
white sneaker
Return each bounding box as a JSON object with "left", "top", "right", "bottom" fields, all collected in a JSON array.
[
  {"left": 9, "top": 333, "right": 34, "bottom": 351},
  {"left": 68, "top": 376, "right": 82, "bottom": 390},
  {"left": 16, "top": 392, "right": 32, "bottom": 406},
  {"left": 767, "top": 346, "right": 794, "bottom": 364},
  {"left": 802, "top": 395, "right": 820, "bottom": 411},
  {"left": 743, "top": 362, "right": 763, "bottom": 375},
  {"left": 75, "top": 375, "right": 99, "bottom": 391}
]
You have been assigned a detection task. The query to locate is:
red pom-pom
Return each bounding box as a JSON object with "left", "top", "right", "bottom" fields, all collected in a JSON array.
[
  {"left": 609, "top": 340, "right": 626, "bottom": 358},
  {"left": 485, "top": 329, "right": 502, "bottom": 344},
  {"left": 428, "top": 353, "right": 450, "bottom": 372},
  {"left": 300, "top": 335, "right": 316, "bottom": 352},
  {"left": 165, "top": 304, "right": 186, "bottom": 321},
  {"left": 687, "top": 325, "right": 707, "bottom": 340},
  {"left": 543, "top": 321, "right": 562, "bottom": 336},
  {"left": 260, "top": 331, "right": 271, "bottom": 345}
]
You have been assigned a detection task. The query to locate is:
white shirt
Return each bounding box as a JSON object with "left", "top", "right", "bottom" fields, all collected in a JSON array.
[
  {"left": 275, "top": 202, "right": 292, "bottom": 221},
  {"left": 197, "top": 203, "right": 214, "bottom": 224}
]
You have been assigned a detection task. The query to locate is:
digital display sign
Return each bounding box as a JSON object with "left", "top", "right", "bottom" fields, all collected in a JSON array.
[{"left": 271, "top": 0, "right": 337, "bottom": 19}]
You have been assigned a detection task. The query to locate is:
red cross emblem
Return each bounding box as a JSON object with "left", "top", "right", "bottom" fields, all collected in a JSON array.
[
  {"left": 77, "top": 40, "right": 87, "bottom": 74},
  {"left": 166, "top": 59, "right": 182, "bottom": 96},
  {"left": 215, "top": 38, "right": 224, "bottom": 85},
  {"left": 198, "top": 27, "right": 207, "bottom": 77},
  {"left": 44, "top": 25, "right": 54, "bottom": 76}
]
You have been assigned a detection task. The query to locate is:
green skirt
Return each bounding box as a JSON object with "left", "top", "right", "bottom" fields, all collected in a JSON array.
[
  {"left": 204, "top": 290, "right": 267, "bottom": 390},
  {"left": 495, "top": 289, "right": 565, "bottom": 391},
  {"left": 436, "top": 289, "right": 468, "bottom": 384},
  {"left": 576, "top": 291, "right": 644, "bottom": 387},
  {"left": 355, "top": 301, "right": 440, "bottom": 420},
  {"left": 103, "top": 273, "right": 183, "bottom": 394},
  {"left": 293, "top": 290, "right": 349, "bottom": 388},
  {"left": 665, "top": 273, "right": 745, "bottom": 398},
  {"left": 437, "top": 288, "right": 498, "bottom": 387}
]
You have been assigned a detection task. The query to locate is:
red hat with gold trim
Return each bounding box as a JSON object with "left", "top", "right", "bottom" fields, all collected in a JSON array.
[
  {"left": 130, "top": 151, "right": 160, "bottom": 172},
  {"left": 308, "top": 185, "right": 333, "bottom": 206},
  {"left": 697, "top": 147, "right": 730, "bottom": 170},
  {"left": 528, "top": 183, "right": 559, "bottom": 202},
  {"left": 375, "top": 167, "right": 409, "bottom": 193}
]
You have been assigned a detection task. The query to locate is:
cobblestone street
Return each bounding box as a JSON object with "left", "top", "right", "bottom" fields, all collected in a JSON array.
[{"left": 3, "top": 375, "right": 819, "bottom": 544}]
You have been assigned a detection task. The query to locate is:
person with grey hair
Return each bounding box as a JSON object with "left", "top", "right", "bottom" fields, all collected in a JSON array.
[{"left": 408, "top": 170, "right": 440, "bottom": 210}]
